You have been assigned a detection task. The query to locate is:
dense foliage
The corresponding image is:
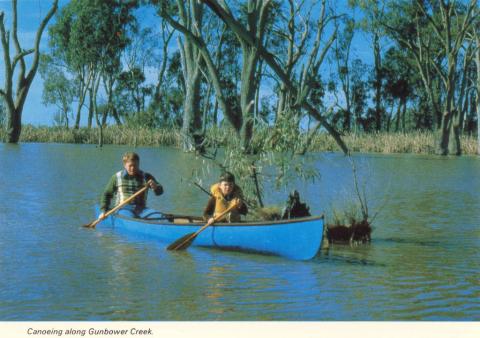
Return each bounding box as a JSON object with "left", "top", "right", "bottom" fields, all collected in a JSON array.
[{"left": 2, "top": 0, "right": 479, "bottom": 155}]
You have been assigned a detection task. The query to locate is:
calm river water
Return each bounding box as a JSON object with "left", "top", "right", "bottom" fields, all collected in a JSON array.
[{"left": 0, "top": 143, "right": 478, "bottom": 320}]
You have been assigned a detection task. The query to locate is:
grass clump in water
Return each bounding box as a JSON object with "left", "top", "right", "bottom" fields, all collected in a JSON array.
[{"left": 326, "top": 204, "right": 372, "bottom": 244}]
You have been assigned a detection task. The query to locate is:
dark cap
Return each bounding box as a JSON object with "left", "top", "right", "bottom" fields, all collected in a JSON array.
[{"left": 219, "top": 171, "right": 235, "bottom": 183}]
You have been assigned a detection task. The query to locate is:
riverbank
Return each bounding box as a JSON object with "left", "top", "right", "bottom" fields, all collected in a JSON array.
[{"left": 1, "top": 125, "right": 478, "bottom": 155}]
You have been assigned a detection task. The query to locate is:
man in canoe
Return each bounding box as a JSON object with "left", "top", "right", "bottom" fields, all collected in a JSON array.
[
  {"left": 98, "top": 152, "right": 163, "bottom": 219},
  {"left": 203, "top": 171, "right": 248, "bottom": 224}
]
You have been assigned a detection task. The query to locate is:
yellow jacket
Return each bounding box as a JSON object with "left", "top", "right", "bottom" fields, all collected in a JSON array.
[{"left": 205, "top": 183, "right": 246, "bottom": 222}]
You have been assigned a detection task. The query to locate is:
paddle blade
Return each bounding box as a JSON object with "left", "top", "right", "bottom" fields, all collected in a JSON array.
[
  {"left": 82, "top": 221, "right": 96, "bottom": 228},
  {"left": 166, "top": 232, "right": 196, "bottom": 251},
  {"left": 82, "top": 217, "right": 102, "bottom": 228}
]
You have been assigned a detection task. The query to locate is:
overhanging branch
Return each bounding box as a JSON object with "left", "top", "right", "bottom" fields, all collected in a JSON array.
[{"left": 201, "top": 0, "right": 349, "bottom": 155}]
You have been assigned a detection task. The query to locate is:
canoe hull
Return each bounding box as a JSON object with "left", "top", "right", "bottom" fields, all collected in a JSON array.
[{"left": 102, "top": 212, "right": 324, "bottom": 260}]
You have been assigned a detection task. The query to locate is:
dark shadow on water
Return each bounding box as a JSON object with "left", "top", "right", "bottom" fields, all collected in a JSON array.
[
  {"left": 312, "top": 249, "right": 386, "bottom": 267},
  {"left": 375, "top": 237, "right": 441, "bottom": 247}
]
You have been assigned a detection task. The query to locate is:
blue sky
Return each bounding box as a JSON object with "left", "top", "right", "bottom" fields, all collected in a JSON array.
[{"left": 0, "top": 0, "right": 373, "bottom": 126}]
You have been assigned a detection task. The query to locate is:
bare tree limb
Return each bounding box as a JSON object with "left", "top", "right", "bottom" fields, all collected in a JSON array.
[
  {"left": 161, "top": 7, "right": 242, "bottom": 130},
  {"left": 201, "top": 0, "right": 349, "bottom": 155}
]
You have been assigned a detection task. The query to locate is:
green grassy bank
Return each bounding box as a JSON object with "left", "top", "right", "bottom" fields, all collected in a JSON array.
[
  {"left": 1, "top": 125, "right": 478, "bottom": 155},
  {"left": 4, "top": 125, "right": 182, "bottom": 147}
]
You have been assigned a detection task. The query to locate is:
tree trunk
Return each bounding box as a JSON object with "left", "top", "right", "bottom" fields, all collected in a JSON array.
[
  {"left": 240, "top": 45, "right": 258, "bottom": 152},
  {"left": 475, "top": 34, "right": 480, "bottom": 155},
  {"left": 477, "top": 101, "right": 480, "bottom": 155},
  {"left": 102, "top": 75, "right": 115, "bottom": 126},
  {"left": 437, "top": 72, "right": 455, "bottom": 155},
  {"left": 436, "top": 111, "right": 451, "bottom": 155},
  {"left": 74, "top": 71, "right": 91, "bottom": 129},
  {"left": 0, "top": 0, "right": 58, "bottom": 142},
  {"left": 161, "top": 5, "right": 242, "bottom": 134},
  {"left": 343, "top": 109, "right": 351, "bottom": 132},
  {"left": 202, "top": 82, "right": 212, "bottom": 132},
  {"left": 276, "top": 83, "right": 287, "bottom": 122},
  {"left": 213, "top": 99, "right": 218, "bottom": 126},
  {"left": 92, "top": 74, "right": 103, "bottom": 147},
  {"left": 62, "top": 101, "right": 69, "bottom": 129},
  {"left": 6, "top": 107, "right": 22, "bottom": 143},
  {"left": 87, "top": 87, "right": 94, "bottom": 128},
  {"left": 253, "top": 60, "right": 263, "bottom": 126},
  {"left": 175, "top": 0, "right": 206, "bottom": 152},
  {"left": 181, "top": 70, "right": 202, "bottom": 151},
  {"left": 448, "top": 109, "right": 461, "bottom": 155},
  {"left": 395, "top": 100, "right": 401, "bottom": 132},
  {"left": 373, "top": 33, "right": 382, "bottom": 131},
  {"left": 112, "top": 107, "right": 122, "bottom": 126}
]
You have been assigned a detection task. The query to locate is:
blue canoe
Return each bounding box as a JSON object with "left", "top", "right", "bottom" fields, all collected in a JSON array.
[{"left": 99, "top": 211, "right": 325, "bottom": 260}]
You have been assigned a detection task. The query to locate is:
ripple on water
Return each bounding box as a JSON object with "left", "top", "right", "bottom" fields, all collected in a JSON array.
[{"left": 1, "top": 145, "right": 479, "bottom": 320}]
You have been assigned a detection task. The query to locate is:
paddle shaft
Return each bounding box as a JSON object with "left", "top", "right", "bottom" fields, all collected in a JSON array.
[
  {"left": 168, "top": 201, "right": 239, "bottom": 250},
  {"left": 84, "top": 182, "right": 151, "bottom": 228}
]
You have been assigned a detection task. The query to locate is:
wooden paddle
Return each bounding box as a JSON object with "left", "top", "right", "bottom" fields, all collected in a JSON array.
[
  {"left": 83, "top": 182, "right": 151, "bottom": 228},
  {"left": 167, "top": 201, "right": 239, "bottom": 251}
]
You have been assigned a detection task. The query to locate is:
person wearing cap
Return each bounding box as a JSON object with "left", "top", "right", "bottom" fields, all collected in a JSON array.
[
  {"left": 203, "top": 171, "right": 248, "bottom": 224},
  {"left": 98, "top": 152, "right": 163, "bottom": 219}
]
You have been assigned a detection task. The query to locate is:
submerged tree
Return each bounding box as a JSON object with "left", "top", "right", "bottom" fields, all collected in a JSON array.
[
  {"left": 175, "top": 0, "right": 205, "bottom": 151},
  {"left": 0, "top": 0, "right": 58, "bottom": 143},
  {"left": 385, "top": 0, "right": 477, "bottom": 155},
  {"left": 159, "top": 1, "right": 243, "bottom": 147},
  {"left": 0, "top": 97, "right": 5, "bottom": 127},
  {"left": 201, "top": 0, "right": 348, "bottom": 154}
]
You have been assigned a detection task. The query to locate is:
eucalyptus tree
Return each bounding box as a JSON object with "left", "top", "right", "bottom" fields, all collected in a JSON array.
[
  {"left": 114, "top": 67, "right": 149, "bottom": 115},
  {"left": 201, "top": 0, "right": 348, "bottom": 154},
  {"left": 385, "top": 0, "right": 477, "bottom": 155},
  {"left": 158, "top": 2, "right": 243, "bottom": 143},
  {"left": 330, "top": 16, "right": 356, "bottom": 131},
  {"left": 100, "top": 27, "right": 159, "bottom": 127},
  {"left": 101, "top": 54, "right": 122, "bottom": 126},
  {"left": 150, "top": 19, "right": 175, "bottom": 121},
  {"left": 114, "top": 27, "right": 159, "bottom": 119},
  {"left": 349, "top": 59, "right": 369, "bottom": 131},
  {"left": 157, "top": 0, "right": 218, "bottom": 151},
  {"left": 471, "top": 9, "right": 480, "bottom": 154},
  {"left": 0, "top": 98, "right": 5, "bottom": 127},
  {"left": 382, "top": 47, "right": 414, "bottom": 132},
  {"left": 262, "top": 0, "right": 337, "bottom": 143},
  {"left": 39, "top": 55, "right": 76, "bottom": 128},
  {"left": 349, "top": 0, "right": 388, "bottom": 131},
  {"left": 418, "top": 0, "right": 477, "bottom": 155},
  {"left": 162, "top": 0, "right": 286, "bottom": 153},
  {"left": 209, "top": 25, "right": 241, "bottom": 127},
  {"left": 455, "top": 39, "right": 476, "bottom": 140},
  {"left": 161, "top": 51, "right": 185, "bottom": 127},
  {"left": 234, "top": 0, "right": 276, "bottom": 152},
  {"left": 175, "top": 0, "right": 205, "bottom": 151},
  {"left": 0, "top": 0, "right": 58, "bottom": 143},
  {"left": 48, "top": 0, "right": 136, "bottom": 129},
  {"left": 329, "top": 57, "right": 370, "bottom": 132},
  {"left": 383, "top": 1, "right": 443, "bottom": 130},
  {"left": 272, "top": 0, "right": 309, "bottom": 121}
]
